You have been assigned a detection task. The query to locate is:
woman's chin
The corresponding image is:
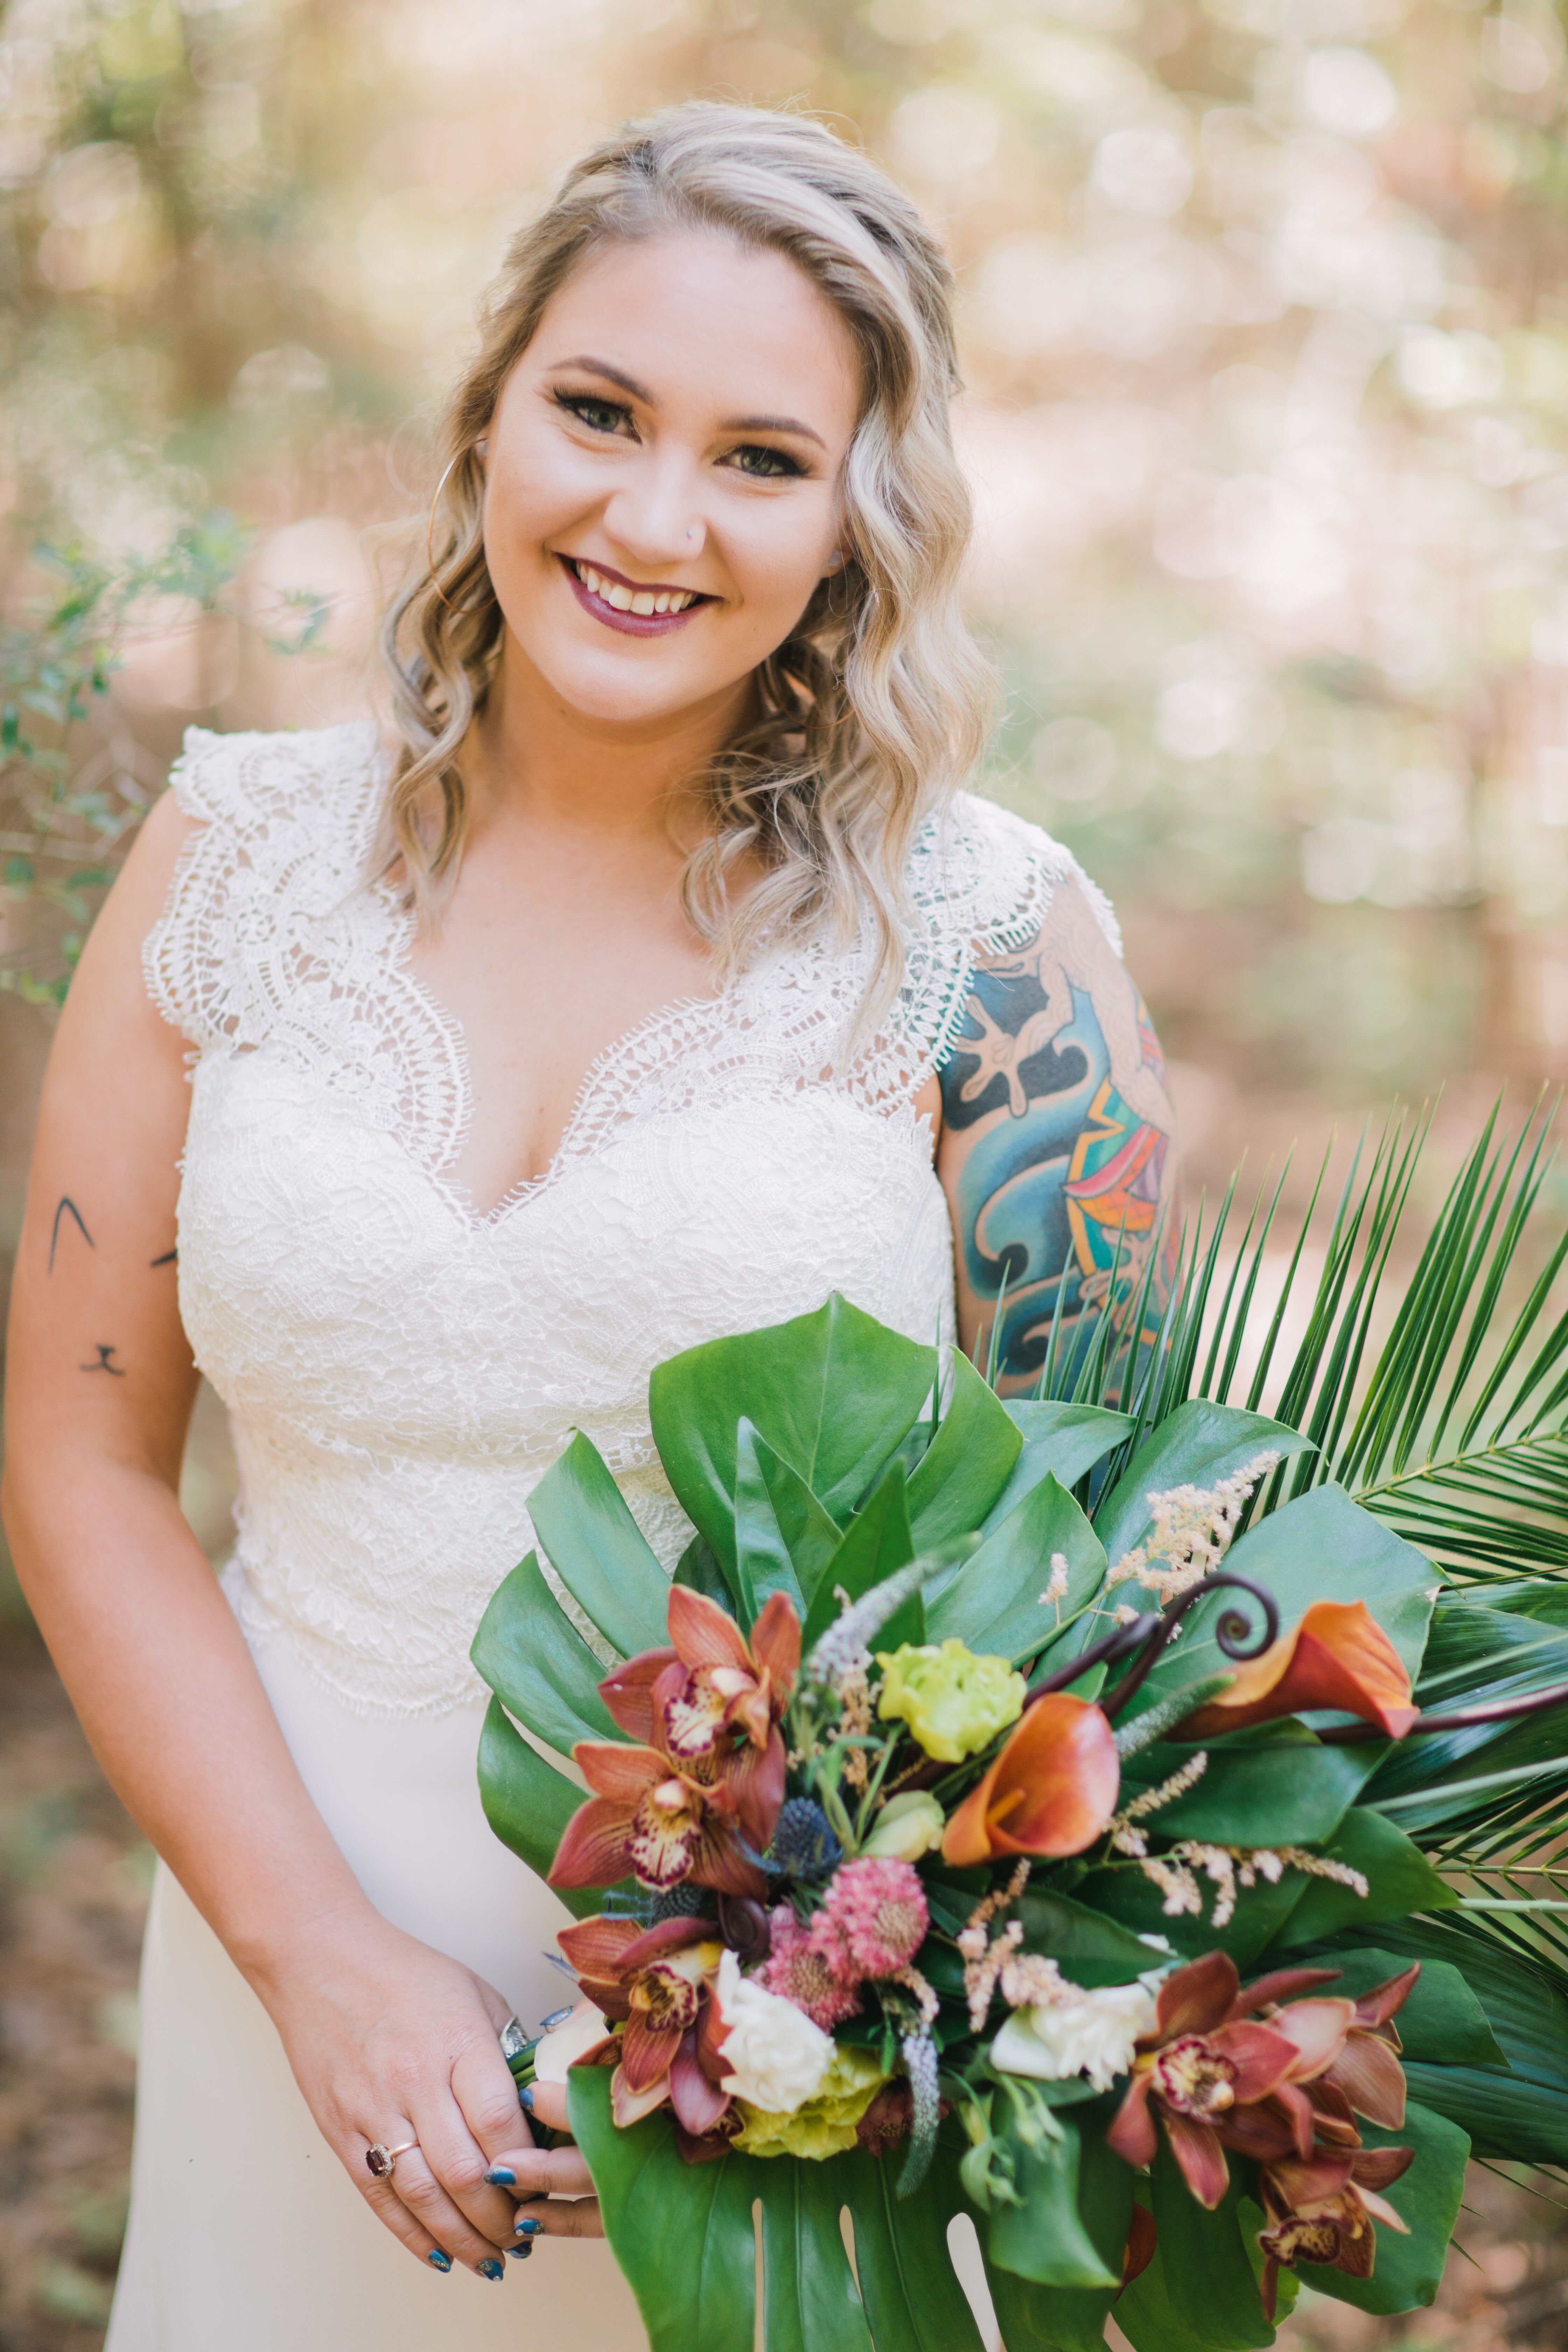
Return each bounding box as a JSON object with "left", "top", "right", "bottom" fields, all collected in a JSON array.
[{"left": 513, "top": 639, "right": 752, "bottom": 736}]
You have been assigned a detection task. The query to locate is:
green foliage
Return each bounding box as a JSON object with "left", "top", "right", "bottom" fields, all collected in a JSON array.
[
  {"left": 1117, "top": 1733, "right": 1385, "bottom": 1848},
  {"left": 906, "top": 1351, "right": 1021, "bottom": 1550},
  {"left": 568, "top": 2070, "right": 988, "bottom": 2352},
  {"left": 985, "top": 2111, "right": 1122, "bottom": 2292},
  {"left": 474, "top": 1098, "right": 1568, "bottom": 2352},
  {"left": 1298, "top": 2105, "right": 1470, "bottom": 2318},
  {"left": 0, "top": 519, "right": 307, "bottom": 1003},
  {"left": 526, "top": 1430, "right": 671, "bottom": 1660},
  {"left": 1089, "top": 1402, "right": 1312, "bottom": 1574},
  {"left": 470, "top": 1551, "right": 617, "bottom": 1755},
  {"left": 474, "top": 1696, "right": 606, "bottom": 1921},
  {"left": 800, "top": 1462, "right": 919, "bottom": 1652},
  {"left": 928, "top": 1473, "right": 1104, "bottom": 1664},
  {"left": 1147, "top": 2142, "right": 1276, "bottom": 2351},
  {"left": 649, "top": 1294, "right": 935, "bottom": 1586}
]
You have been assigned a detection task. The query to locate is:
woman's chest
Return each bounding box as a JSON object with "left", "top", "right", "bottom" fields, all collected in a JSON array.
[
  {"left": 175, "top": 1050, "right": 956, "bottom": 1448},
  {"left": 403, "top": 846, "right": 727, "bottom": 1215}
]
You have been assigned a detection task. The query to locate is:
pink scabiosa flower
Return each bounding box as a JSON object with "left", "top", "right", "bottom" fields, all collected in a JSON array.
[
  {"left": 811, "top": 1858, "right": 929, "bottom": 1982},
  {"left": 757, "top": 1905, "right": 863, "bottom": 2030}
]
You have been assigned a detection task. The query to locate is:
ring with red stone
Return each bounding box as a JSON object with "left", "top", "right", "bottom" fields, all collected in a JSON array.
[{"left": 364, "top": 2138, "right": 418, "bottom": 2179}]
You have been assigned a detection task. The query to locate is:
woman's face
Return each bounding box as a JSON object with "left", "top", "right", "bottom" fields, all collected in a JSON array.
[{"left": 479, "top": 231, "right": 861, "bottom": 736}]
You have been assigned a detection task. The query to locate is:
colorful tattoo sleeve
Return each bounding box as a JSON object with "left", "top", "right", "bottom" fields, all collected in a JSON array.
[{"left": 937, "top": 891, "right": 1180, "bottom": 1391}]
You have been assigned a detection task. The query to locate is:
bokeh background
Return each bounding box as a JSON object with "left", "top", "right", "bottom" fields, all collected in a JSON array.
[{"left": 3, "top": 0, "right": 1568, "bottom": 2343}]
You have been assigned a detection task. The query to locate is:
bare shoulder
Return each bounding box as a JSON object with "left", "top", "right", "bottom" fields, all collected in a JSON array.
[
  {"left": 933, "top": 843, "right": 1180, "bottom": 1392},
  {"left": 53, "top": 781, "right": 198, "bottom": 1064}
]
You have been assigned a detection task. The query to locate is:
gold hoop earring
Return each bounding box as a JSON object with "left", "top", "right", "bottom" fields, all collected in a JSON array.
[{"left": 426, "top": 449, "right": 490, "bottom": 617}]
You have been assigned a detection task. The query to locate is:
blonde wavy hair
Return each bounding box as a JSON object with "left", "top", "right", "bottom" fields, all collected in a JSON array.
[{"left": 379, "top": 100, "right": 995, "bottom": 1024}]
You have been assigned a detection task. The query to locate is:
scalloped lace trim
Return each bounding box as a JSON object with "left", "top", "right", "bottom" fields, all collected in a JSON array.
[{"left": 144, "top": 724, "right": 1116, "bottom": 1225}]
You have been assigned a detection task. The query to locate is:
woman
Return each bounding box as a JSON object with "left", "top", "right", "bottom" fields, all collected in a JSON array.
[{"left": 3, "top": 103, "right": 1177, "bottom": 2349}]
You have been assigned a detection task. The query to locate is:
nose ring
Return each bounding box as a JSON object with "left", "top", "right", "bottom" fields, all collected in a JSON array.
[{"left": 686, "top": 524, "right": 698, "bottom": 544}]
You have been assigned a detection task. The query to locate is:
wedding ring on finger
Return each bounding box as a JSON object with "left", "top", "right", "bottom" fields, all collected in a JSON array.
[{"left": 364, "top": 2137, "right": 419, "bottom": 2180}]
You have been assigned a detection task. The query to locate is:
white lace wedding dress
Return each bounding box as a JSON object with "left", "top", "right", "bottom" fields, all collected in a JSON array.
[{"left": 105, "top": 721, "right": 1119, "bottom": 2352}]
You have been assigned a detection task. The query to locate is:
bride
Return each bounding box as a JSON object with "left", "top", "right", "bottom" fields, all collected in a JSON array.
[{"left": 3, "top": 102, "right": 1177, "bottom": 2350}]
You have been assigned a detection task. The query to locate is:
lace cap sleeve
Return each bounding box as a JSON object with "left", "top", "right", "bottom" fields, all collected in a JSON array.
[
  {"left": 142, "top": 721, "right": 383, "bottom": 1051},
  {"left": 902, "top": 791, "right": 1123, "bottom": 1081}
]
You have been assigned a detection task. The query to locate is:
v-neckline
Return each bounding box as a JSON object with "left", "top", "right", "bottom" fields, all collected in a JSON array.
[{"left": 383, "top": 887, "right": 740, "bottom": 1233}]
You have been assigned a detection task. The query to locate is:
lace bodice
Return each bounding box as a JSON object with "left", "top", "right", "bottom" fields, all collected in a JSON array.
[{"left": 145, "top": 723, "right": 1119, "bottom": 1717}]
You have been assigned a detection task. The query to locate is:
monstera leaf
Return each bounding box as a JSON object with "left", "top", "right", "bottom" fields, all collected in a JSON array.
[
  {"left": 568, "top": 2070, "right": 988, "bottom": 2352},
  {"left": 648, "top": 1293, "right": 937, "bottom": 1584}
]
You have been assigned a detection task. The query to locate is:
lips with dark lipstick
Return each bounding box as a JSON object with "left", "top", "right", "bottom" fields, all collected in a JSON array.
[{"left": 560, "top": 554, "right": 713, "bottom": 638}]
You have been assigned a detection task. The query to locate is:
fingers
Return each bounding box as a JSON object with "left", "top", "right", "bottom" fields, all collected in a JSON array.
[
  {"left": 451, "top": 2029, "right": 538, "bottom": 2168},
  {"left": 352, "top": 2134, "right": 491, "bottom": 2279},
  {"left": 370, "top": 2141, "right": 509, "bottom": 2279},
  {"left": 522, "top": 2080, "right": 571, "bottom": 2134},
  {"left": 485, "top": 2138, "right": 596, "bottom": 2198},
  {"left": 399, "top": 2086, "right": 522, "bottom": 2263},
  {"left": 357, "top": 2176, "right": 459, "bottom": 2276},
  {"left": 512, "top": 2194, "right": 606, "bottom": 2241}
]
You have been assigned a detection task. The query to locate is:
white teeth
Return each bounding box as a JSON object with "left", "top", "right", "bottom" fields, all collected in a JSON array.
[{"left": 572, "top": 560, "right": 698, "bottom": 616}]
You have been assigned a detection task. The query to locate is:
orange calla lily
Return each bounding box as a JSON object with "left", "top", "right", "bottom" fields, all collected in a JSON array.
[
  {"left": 1177, "top": 1599, "right": 1418, "bottom": 1741},
  {"left": 940, "top": 1692, "right": 1120, "bottom": 1867}
]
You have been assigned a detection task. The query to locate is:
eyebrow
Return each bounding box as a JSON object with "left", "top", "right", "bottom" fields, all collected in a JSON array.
[{"left": 550, "top": 355, "right": 827, "bottom": 450}]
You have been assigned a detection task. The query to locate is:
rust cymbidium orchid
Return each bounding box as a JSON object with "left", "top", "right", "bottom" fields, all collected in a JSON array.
[
  {"left": 600, "top": 1586, "right": 800, "bottom": 1850},
  {"left": 1178, "top": 1600, "right": 1418, "bottom": 1740},
  {"left": 1218, "top": 1960, "right": 1420, "bottom": 2164},
  {"left": 548, "top": 1732, "right": 767, "bottom": 1896},
  {"left": 1106, "top": 1952, "right": 1418, "bottom": 2210},
  {"left": 1107, "top": 1951, "right": 1311, "bottom": 2207},
  {"left": 557, "top": 1913, "right": 735, "bottom": 2136},
  {"left": 941, "top": 1693, "right": 1121, "bottom": 1867},
  {"left": 551, "top": 1587, "right": 802, "bottom": 1895},
  {"left": 1256, "top": 2147, "right": 1415, "bottom": 2320}
]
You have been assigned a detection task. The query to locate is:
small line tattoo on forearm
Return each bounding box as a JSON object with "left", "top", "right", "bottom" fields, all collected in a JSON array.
[
  {"left": 150, "top": 1248, "right": 177, "bottom": 1268},
  {"left": 49, "top": 1196, "right": 93, "bottom": 1272},
  {"left": 80, "top": 1344, "right": 125, "bottom": 1377}
]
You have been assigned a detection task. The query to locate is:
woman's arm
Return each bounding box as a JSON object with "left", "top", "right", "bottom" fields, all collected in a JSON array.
[
  {"left": 2, "top": 795, "right": 580, "bottom": 2273},
  {"left": 934, "top": 874, "right": 1181, "bottom": 1393}
]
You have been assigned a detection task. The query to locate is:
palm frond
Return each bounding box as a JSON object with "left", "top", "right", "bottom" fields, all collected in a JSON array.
[{"left": 1075, "top": 1094, "right": 1568, "bottom": 1580}]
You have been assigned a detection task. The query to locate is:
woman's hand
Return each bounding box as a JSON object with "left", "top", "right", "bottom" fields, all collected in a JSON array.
[
  {"left": 486, "top": 2077, "right": 605, "bottom": 2253},
  {"left": 261, "top": 1908, "right": 550, "bottom": 2279}
]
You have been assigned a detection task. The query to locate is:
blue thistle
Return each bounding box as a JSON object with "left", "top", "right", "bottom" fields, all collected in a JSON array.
[
  {"left": 649, "top": 1884, "right": 717, "bottom": 1924},
  {"left": 767, "top": 1797, "right": 843, "bottom": 1883}
]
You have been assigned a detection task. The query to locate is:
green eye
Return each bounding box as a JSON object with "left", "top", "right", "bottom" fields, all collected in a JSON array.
[
  {"left": 557, "top": 393, "right": 632, "bottom": 436},
  {"left": 728, "top": 445, "right": 803, "bottom": 479}
]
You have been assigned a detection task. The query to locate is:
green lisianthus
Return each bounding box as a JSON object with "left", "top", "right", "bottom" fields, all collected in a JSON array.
[
  {"left": 732, "top": 2045, "right": 887, "bottom": 2160},
  {"left": 875, "top": 1638, "right": 1027, "bottom": 1763}
]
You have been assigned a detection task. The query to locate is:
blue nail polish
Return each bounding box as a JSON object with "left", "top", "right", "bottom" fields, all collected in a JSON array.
[
  {"left": 518, "top": 2084, "right": 535, "bottom": 2112},
  {"left": 539, "top": 2005, "right": 574, "bottom": 2031},
  {"left": 427, "top": 2248, "right": 452, "bottom": 2273},
  {"left": 513, "top": 2217, "right": 542, "bottom": 2236},
  {"left": 484, "top": 2165, "right": 516, "bottom": 2185},
  {"left": 477, "top": 2257, "right": 505, "bottom": 2281},
  {"left": 509, "top": 2241, "right": 533, "bottom": 2259}
]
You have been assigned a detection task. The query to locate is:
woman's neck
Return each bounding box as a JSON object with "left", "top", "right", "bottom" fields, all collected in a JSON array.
[{"left": 464, "top": 634, "right": 752, "bottom": 860}]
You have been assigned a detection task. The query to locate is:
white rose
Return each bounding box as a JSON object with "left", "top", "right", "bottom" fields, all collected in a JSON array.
[
  {"left": 532, "top": 2000, "right": 612, "bottom": 2085},
  {"left": 990, "top": 1979, "right": 1157, "bottom": 2095},
  {"left": 860, "top": 1791, "right": 945, "bottom": 1863},
  {"left": 714, "top": 1949, "right": 835, "bottom": 2115}
]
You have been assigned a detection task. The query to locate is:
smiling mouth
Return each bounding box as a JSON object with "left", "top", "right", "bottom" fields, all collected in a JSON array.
[
  {"left": 571, "top": 560, "right": 700, "bottom": 616},
  {"left": 559, "top": 554, "right": 713, "bottom": 641}
]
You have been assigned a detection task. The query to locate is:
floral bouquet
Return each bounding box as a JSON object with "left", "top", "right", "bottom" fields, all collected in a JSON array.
[{"left": 474, "top": 1111, "right": 1568, "bottom": 2352}]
